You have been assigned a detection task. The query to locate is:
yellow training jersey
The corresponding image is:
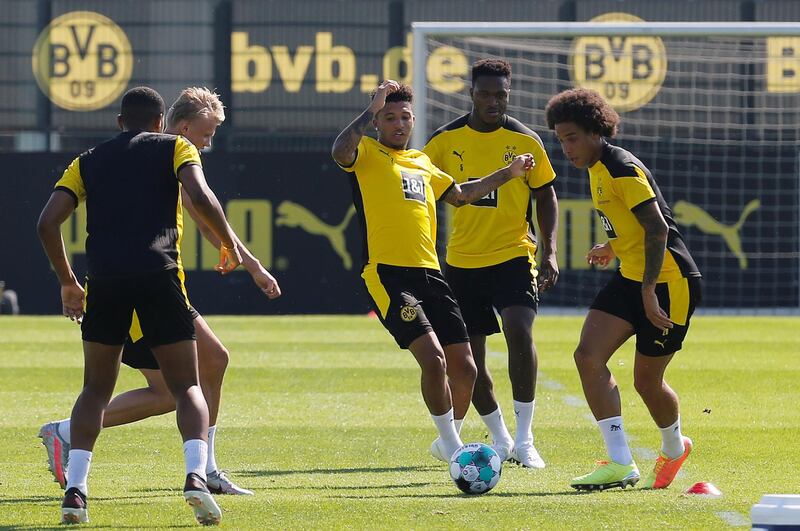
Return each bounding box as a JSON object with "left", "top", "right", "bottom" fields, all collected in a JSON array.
[
  {"left": 589, "top": 142, "right": 700, "bottom": 282},
  {"left": 337, "top": 136, "right": 455, "bottom": 269},
  {"left": 423, "top": 114, "right": 556, "bottom": 268}
]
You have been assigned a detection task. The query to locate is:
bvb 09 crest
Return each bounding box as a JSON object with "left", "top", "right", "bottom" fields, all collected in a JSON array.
[
  {"left": 32, "top": 11, "right": 133, "bottom": 111},
  {"left": 570, "top": 13, "right": 667, "bottom": 112}
]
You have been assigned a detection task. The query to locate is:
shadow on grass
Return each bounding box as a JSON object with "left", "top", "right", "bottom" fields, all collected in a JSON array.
[
  {"left": 276, "top": 481, "right": 437, "bottom": 491},
  {"left": 0, "top": 495, "right": 56, "bottom": 505},
  {"left": 234, "top": 465, "right": 441, "bottom": 477},
  {"left": 1, "top": 526, "right": 194, "bottom": 531},
  {"left": 330, "top": 489, "right": 586, "bottom": 499}
]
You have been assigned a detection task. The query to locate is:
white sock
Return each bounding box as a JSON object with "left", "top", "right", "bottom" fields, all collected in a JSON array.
[
  {"left": 206, "top": 426, "right": 219, "bottom": 475},
  {"left": 480, "top": 407, "right": 513, "bottom": 445},
  {"left": 454, "top": 418, "right": 464, "bottom": 435},
  {"left": 659, "top": 417, "right": 685, "bottom": 459},
  {"left": 597, "top": 416, "right": 633, "bottom": 465},
  {"left": 66, "top": 449, "right": 91, "bottom": 496},
  {"left": 431, "top": 408, "right": 463, "bottom": 457},
  {"left": 183, "top": 439, "right": 208, "bottom": 480},
  {"left": 513, "top": 399, "right": 535, "bottom": 445},
  {"left": 57, "top": 418, "right": 71, "bottom": 444}
]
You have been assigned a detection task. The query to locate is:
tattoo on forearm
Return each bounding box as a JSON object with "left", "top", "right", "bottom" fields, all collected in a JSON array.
[
  {"left": 332, "top": 110, "right": 374, "bottom": 162},
  {"left": 643, "top": 232, "right": 666, "bottom": 285},
  {"left": 636, "top": 205, "right": 667, "bottom": 286}
]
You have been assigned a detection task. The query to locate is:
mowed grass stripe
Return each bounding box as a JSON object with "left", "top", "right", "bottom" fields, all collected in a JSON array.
[{"left": 0, "top": 315, "right": 798, "bottom": 529}]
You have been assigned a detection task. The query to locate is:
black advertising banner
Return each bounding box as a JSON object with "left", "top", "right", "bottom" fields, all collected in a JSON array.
[
  {"left": 1, "top": 152, "right": 370, "bottom": 315},
  {"left": 2, "top": 142, "right": 797, "bottom": 314}
]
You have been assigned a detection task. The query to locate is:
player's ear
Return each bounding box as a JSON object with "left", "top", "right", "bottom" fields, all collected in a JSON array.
[
  {"left": 155, "top": 113, "right": 164, "bottom": 133},
  {"left": 116, "top": 114, "right": 124, "bottom": 131}
]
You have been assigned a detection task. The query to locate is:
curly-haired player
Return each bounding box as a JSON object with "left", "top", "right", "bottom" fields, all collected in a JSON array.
[{"left": 545, "top": 88, "right": 702, "bottom": 491}]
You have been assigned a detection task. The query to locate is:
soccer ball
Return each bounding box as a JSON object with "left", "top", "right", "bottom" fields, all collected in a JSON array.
[{"left": 449, "top": 442, "right": 502, "bottom": 494}]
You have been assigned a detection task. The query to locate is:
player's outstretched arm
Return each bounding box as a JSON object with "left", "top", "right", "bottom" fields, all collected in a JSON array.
[
  {"left": 331, "top": 80, "right": 399, "bottom": 167},
  {"left": 178, "top": 164, "right": 242, "bottom": 274},
  {"left": 181, "top": 188, "right": 281, "bottom": 299},
  {"left": 442, "top": 154, "right": 534, "bottom": 207},
  {"left": 634, "top": 201, "right": 672, "bottom": 331},
  {"left": 36, "top": 191, "right": 85, "bottom": 322}
]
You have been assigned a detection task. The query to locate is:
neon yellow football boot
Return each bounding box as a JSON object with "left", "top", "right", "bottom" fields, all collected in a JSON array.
[
  {"left": 641, "top": 436, "right": 693, "bottom": 489},
  {"left": 570, "top": 460, "right": 640, "bottom": 491}
]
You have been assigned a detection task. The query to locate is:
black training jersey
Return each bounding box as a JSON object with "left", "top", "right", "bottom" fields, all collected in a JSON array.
[{"left": 54, "top": 131, "right": 201, "bottom": 278}]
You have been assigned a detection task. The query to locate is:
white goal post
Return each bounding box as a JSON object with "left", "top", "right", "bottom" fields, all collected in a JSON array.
[{"left": 411, "top": 22, "right": 800, "bottom": 311}]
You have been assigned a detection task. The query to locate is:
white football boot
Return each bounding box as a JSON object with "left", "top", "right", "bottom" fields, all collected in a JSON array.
[
  {"left": 510, "top": 440, "right": 545, "bottom": 469},
  {"left": 207, "top": 470, "right": 254, "bottom": 495}
]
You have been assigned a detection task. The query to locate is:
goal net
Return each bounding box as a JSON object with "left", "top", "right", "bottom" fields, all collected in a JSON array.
[{"left": 413, "top": 22, "right": 800, "bottom": 310}]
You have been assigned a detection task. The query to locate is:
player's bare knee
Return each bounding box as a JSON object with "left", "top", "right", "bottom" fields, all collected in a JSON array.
[
  {"left": 421, "top": 351, "right": 448, "bottom": 380},
  {"left": 457, "top": 355, "right": 478, "bottom": 386},
  {"left": 201, "top": 344, "right": 229, "bottom": 378},
  {"left": 633, "top": 373, "right": 663, "bottom": 398},
  {"left": 83, "top": 379, "right": 116, "bottom": 402},
  {"left": 502, "top": 321, "right": 532, "bottom": 349},
  {"left": 573, "top": 346, "right": 602, "bottom": 374}
]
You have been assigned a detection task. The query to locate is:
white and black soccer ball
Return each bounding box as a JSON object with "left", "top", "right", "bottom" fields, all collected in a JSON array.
[{"left": 449, "top": 442, "right": 502, "bottom": 494}]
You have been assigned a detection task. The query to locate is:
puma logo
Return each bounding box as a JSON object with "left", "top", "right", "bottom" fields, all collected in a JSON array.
[
  {"left": 276, "top": 201, "right": 356, "bottom": 270},
  {"left": 452, "top": 150, "right": 465, "bottom": 171},
  {"left": 672, "top": 199, "right": 760, "bottom": 269},
  {"left": 654, "top": 339, "right": 667, "bottom": 348},
  {"left": 609, "top": 424, "right": 621, "bottom": 432}
]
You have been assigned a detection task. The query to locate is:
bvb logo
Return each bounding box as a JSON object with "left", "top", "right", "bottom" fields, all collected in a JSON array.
[
  {"left": 399, "top": 305, "right": 417, "bottom": 322},
  {"left": 502, "top": 145, "right": 517, "bottom": 164},
  {"left": 571, "top": 13, "right": 667, "bottom": 112},
  {"left": 32, "top": 11, "right": 133, "bottom": 111}
]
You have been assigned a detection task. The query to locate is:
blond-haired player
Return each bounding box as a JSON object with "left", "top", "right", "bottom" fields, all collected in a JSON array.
[{"left": 39, "top": 87, "right": 279, "bottom": 496}]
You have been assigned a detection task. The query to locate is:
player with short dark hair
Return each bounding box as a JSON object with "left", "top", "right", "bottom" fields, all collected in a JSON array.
[
  {"left": 423, "top": 58, "right": 559, "bottom": 468},
  {"left": 37, "top": 86, "right": 238, "bottom": 524},
  {"left": 39, "top": 87, "right": 278, "bottom": 497},
  {"left": 545, "top": 88, "right": 701, "bottom": 491},
  {"left": 331, "top": 80, "right": 535, "bottom": 462}
]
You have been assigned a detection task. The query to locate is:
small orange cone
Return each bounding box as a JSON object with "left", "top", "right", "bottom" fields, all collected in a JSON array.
[
  {"left": 685, "top": 482, "right": 722, "bottom": 498},
  {"left": 366, "top": 310, "right": 378, "bottom": 319}
]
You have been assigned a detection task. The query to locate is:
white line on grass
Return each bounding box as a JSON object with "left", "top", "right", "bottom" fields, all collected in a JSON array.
[{"left": 715, "top": 511, "right": 750, "bottom": 527}]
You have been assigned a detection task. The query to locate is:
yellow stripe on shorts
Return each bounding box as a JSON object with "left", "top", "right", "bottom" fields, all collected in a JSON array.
[
  {"left": 667, "top": 277, "right": 690, "bottom": 326},
  {"left": 129, "top": 311, "right": 144, "bottom": 342},
  {"left": 361, "top": 263, "right": 391, "bottom": 319}
]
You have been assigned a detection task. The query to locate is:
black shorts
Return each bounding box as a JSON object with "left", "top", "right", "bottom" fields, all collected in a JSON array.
[
  {"left": 444, "top": 256, "right": 538, "bottom": 336},
  {"left": 121, "top": 307, "right": 200, "bottom": 370},
  {"left": 590, "top": 271, "right": 702, "bottom": 357},
  {"left": 81, "top": 268, "right": 196, "bottom": 348},
  {"left": 362, "top": 264, "right": 469, "bottom": 349}
]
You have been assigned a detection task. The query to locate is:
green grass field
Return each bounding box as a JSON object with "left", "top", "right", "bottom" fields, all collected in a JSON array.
[{"left": 1, "top": 315, "right": 798, "bottom": 529}]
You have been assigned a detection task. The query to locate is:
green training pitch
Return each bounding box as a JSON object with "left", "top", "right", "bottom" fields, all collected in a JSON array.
[{"left": 0, "top": 315, "right": 797, "bottom": 529}]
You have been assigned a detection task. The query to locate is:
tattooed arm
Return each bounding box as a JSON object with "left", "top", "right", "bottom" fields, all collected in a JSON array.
[
  {"left": 633, "top": 200, "right": 672, "bottom": 331},
  {"left": 332, "top": 80, "right": 399, "bottom": 167},
  {"left": 442, "top": 154, "right": 534, "bottom": 207}
]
